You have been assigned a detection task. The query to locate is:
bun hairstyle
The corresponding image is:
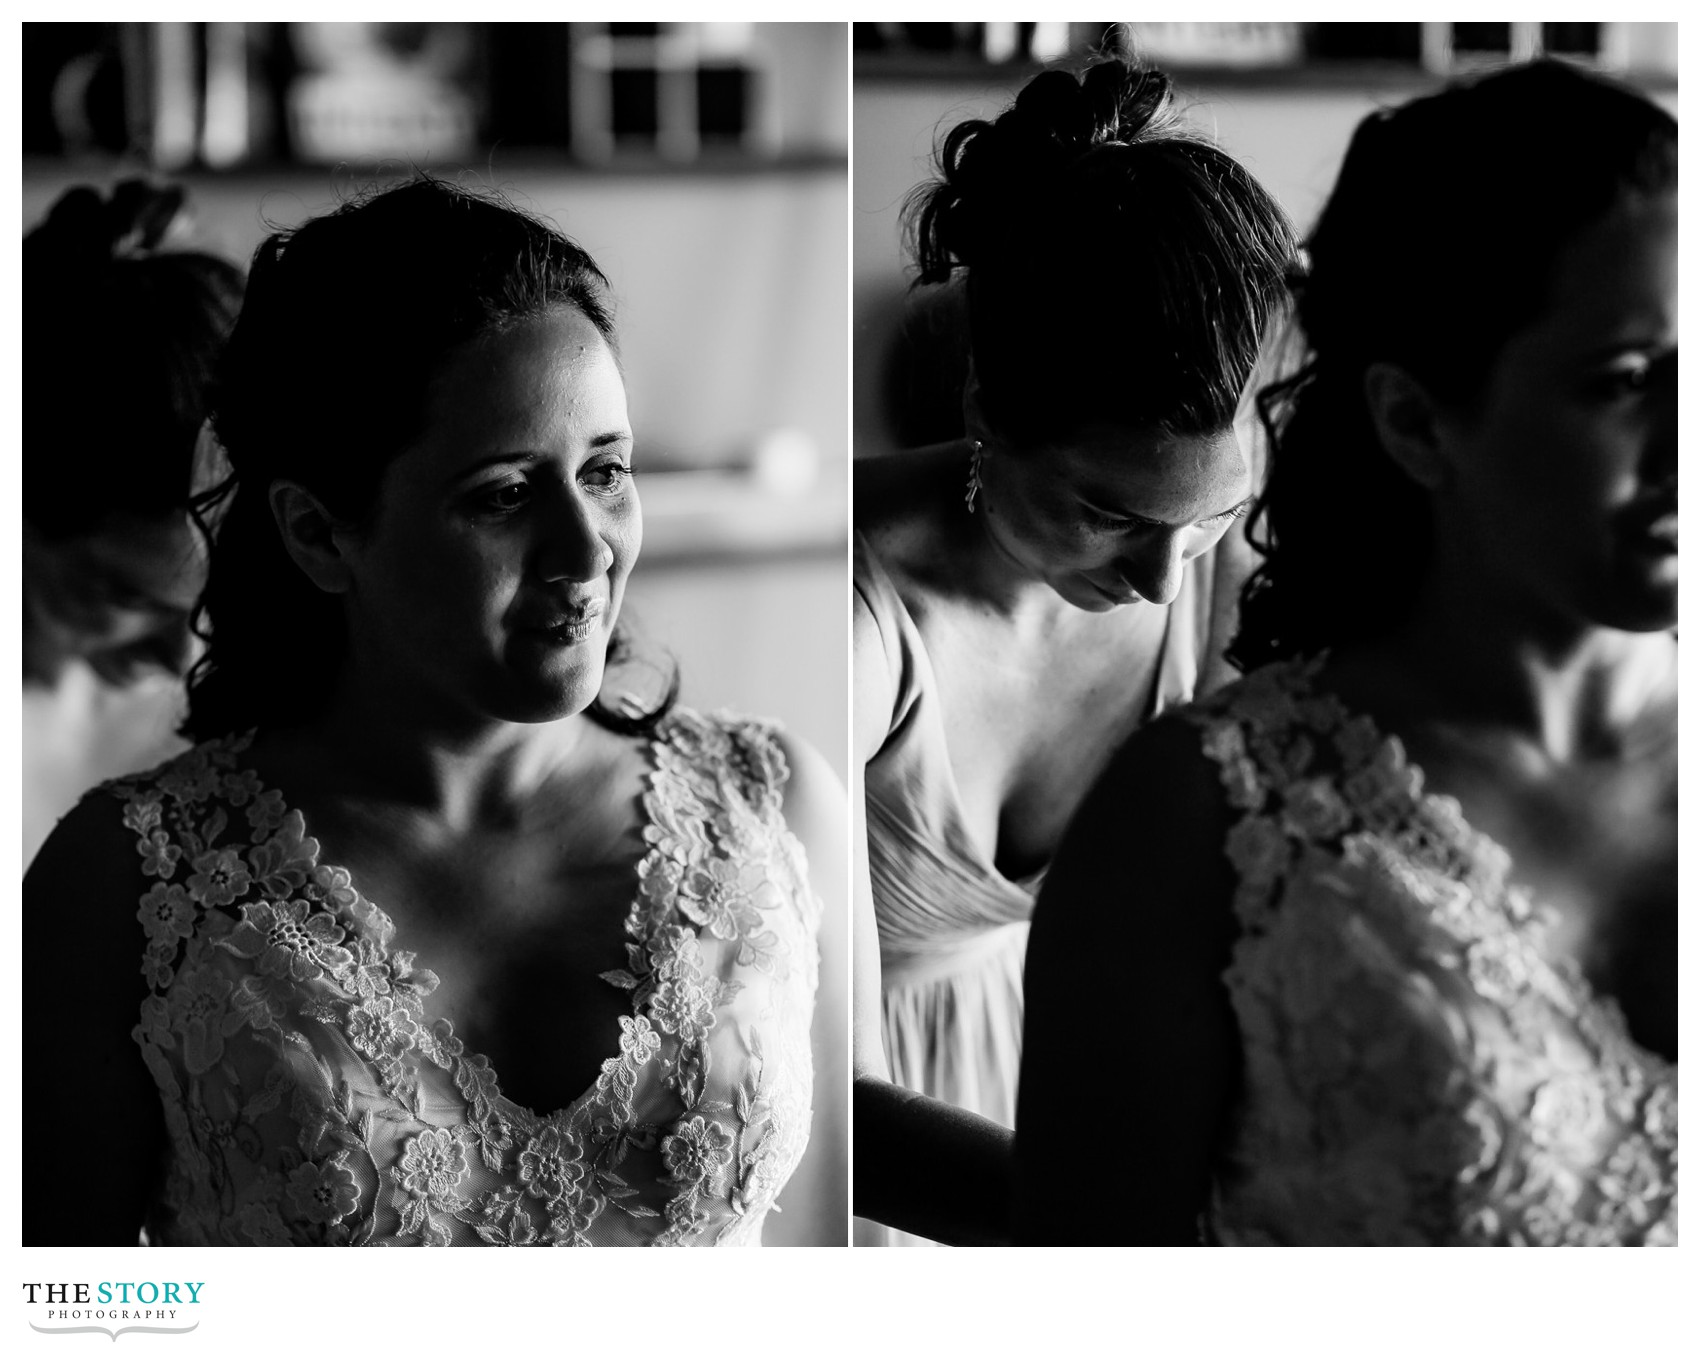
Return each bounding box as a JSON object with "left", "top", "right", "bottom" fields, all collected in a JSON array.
[
  {"left": 905, "top": 60, "right": 1297, "bottom": 447},
  {"left": 24, "top": 179, "right": 243, "bottom": 538},
  {"left": 1230, "top": 61, "right": 1678, "bottom": 670},
  {"left": 184, "top": 176, "right": 676, "bottom": 743}
]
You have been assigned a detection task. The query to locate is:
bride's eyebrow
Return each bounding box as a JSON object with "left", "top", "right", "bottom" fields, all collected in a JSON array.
[{"left": 448, "top": 452, "right": 538, "bottom": 487}]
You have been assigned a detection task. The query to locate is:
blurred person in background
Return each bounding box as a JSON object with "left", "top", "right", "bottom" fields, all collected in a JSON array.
[
  {"left": 22, "top": 180, "right": 242, "bottom": 866},
  {"left": 853, "top": 60, "right": 1297, "bottom": 1245},
  {"left": 1019, "top": 61, "right": 1675, "bottom": 1244},
  {"left": 24, "top": 178, "right": 845, "bottom": 1247}
]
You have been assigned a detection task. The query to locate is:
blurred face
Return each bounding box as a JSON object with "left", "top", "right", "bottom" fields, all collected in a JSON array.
[
  {"left": 336, "top": 307, "right": 639, "bottom": 727},
  {"left": 24, "top": 514, "right": 204, "bottom": 684},
  {"left": 1434, "top": 191, "right": 1677, "bottom": 633},
  {"left": 980, "top": 425, "right": 1252, "bottom": 611}
]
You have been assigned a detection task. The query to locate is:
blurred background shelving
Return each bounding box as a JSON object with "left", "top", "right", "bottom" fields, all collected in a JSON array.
[
  {"left": 853, "top": 20, "right": 1677, "bottom": 89},
  {"left": 24, "top": 22, "right": 848, "bottom": 512}
]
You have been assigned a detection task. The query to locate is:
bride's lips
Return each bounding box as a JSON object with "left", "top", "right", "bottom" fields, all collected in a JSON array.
[{"left": 514, "top": 598, "right": 607, "bottom": 645}]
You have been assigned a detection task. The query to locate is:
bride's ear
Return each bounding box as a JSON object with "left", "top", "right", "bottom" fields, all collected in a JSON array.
[
  {"left": 1362, "top": 361, "right": 1453, "bottom": 493},
  {"left": 268, "top": 480, "right": 354, "bottom": 595}
]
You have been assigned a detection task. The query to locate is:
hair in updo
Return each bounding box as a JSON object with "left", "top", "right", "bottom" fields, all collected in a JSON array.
[
  {"left": 1230, "top": 61, "right": 1677, "bottom": 670},
  {"left": 185, "top": 176, "right": 677, "bottom": 743},
  {"left": 905, "top": 60, "right": 1297, "bottom": 448},
  {"left": 25, "top": 180, "right": 243, "bottom": 538}
]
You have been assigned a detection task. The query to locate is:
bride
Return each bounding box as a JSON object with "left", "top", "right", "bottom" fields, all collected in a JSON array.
[
  {"left": 23, "top": 178, "right": 844, "bottom": 1247},
  {"left": 1017, "top": 61, "right": 1676, "bottom": 1244}
]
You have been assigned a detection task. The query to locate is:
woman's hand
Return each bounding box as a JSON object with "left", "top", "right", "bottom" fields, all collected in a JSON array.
[{"left": 851, "top": 582, "right": 1014, "bottom": 1246}]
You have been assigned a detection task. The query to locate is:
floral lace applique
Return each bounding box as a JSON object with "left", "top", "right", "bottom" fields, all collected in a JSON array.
[
  {"left": 111, "top": 709, "right": 819, "bottom": 1247},
  {"left": 1185, "top": 658, "right": 1676, "bottom": 1246}
]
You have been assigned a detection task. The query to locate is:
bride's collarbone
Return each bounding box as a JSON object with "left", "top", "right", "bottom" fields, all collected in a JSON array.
[
  {"left": 361, "top": 835, "right": 649, "bottom": 1113},
  {"left": 1406, "top": 730, "right": 1675, "bottom": 1052},
  {"left": 258, "top": 762, "right": 654, "bottom": 1111}
]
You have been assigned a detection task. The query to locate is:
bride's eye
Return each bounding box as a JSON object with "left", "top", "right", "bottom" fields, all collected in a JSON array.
[
  {"left": 476, "top": 481, "right": 531, "bottom": 514},
  {"left": 582, "top": 461, "right": 632, "bottom": 495}
]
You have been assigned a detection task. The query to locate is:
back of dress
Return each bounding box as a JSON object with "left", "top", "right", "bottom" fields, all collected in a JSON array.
[
  {"left": 1188, "top": 660, "right": 1676, "bottom": 1245},
  {"left": 114, "top": 709, "right": 820, "bottom": 1246}
]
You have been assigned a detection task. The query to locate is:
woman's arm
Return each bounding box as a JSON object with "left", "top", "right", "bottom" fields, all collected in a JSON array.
[
  {"left": 850, "top": 589, "right": 1013, "bottom": 1246},
  {"left": 1015, "top": 716, "right": 1242, "bottom": 1244},
  {"left": 770, "top": 731, "right": 850, "bottom": 1245},
  {"left": 22, "top": 793, "right": 167, "bottom": 1245}
]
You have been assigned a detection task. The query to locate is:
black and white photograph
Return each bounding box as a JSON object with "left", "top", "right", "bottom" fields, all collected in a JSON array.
[
  {"left": 851, "top": 20, "right": 1677, "bottom": 1248},
  {"left": 20, "top": 19, "right": 848, "bottom": 1250},
  {"left": 4, "top": 11, "right": 1690, "bottom": 1356}
]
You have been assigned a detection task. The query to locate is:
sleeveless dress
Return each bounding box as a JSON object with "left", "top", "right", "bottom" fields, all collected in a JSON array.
[
  {"left": 855, "top": 529, "right": 1216, "bottom": 1245},
  {"left": 109, "top": 708, "right": 821, "bottom": 1247},
  {"left": 1186, "top": 658, "right": 1676, "bottom": 1245}
]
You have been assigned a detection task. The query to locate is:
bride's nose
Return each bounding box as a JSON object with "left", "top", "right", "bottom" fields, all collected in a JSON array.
[
  {"left": 534, "top": 489, "right": 615, "bottom": 582},
  {"left": 1115, "top": 532, "right": 1186, "bottom": 607}
]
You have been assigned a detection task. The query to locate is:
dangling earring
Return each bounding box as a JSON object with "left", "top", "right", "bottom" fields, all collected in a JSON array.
[{"left": 964, "top": 441, "right": 985, "bottom": 515}]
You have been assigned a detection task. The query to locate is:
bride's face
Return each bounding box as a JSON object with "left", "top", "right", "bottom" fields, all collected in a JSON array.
[
  {"left": 334, "top": 306, "right": 640, "bottom": 726},
  {"left": 979, "top": 423, "right": 1253, "bottom": 611},
  {"left": 1434, "top": 190, "right": 1676, "bottom": 633}
]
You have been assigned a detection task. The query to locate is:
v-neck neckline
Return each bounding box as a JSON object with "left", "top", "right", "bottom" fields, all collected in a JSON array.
[
  {"left": 861, "top": 534, "right": 1189, "bottom": 895},
  {"left": 223, "top": 725, "right": 668, "bottom": 1126}
]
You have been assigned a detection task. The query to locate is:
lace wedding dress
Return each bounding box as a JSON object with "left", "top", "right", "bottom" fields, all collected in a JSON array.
[
  {"left": 111, "top": 710, "right": 820, "bottom": 1246},
  {"left": 1187, "top": 658, "right": 1675, "bottom": 1245}
]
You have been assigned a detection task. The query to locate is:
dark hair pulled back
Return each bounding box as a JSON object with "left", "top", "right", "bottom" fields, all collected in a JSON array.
[
  {"left": 1230, "top": 61, "right": 1677, "bottom": 670},
  {"left": 185, "top": 176, "right": 676, "bottom": 743},
  {"left": 905, "top": 60, "right": 1297, "bottom": 446},
  {"left": 25, "top": 179, "right": 243, "bottom": 538}
]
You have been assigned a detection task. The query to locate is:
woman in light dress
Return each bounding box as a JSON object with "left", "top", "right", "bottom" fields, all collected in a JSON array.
[
  {"left": 854, "top": 60, "right": 1297, "bottom": 1244},
  {"left": 1018, "top": 61, "right": 1676, "bottom": 1244},
  {"left": 25, "top": 179, "right": 844, "bottom": 1247}
]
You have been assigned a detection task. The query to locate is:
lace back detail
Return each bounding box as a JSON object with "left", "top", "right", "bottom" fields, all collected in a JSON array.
[
  {"left": 1182, "top": 659, "right": 1676, "bottom": 1246},
  {"left": 113, "top": 710, "right": 819, "bottom": 1247}
]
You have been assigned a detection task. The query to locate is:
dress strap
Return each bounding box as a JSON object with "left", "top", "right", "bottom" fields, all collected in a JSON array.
[{"left": 853, "top": 531, "right": 926, "bottom": 746}]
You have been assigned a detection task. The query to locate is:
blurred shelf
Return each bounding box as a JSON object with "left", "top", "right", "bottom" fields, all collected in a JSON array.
[
  {"left": 854, "top": 55, "right": 1676, "bottom": 95},
  {"left": 21, "top": 149, "right": 846, "bottom": 187}
]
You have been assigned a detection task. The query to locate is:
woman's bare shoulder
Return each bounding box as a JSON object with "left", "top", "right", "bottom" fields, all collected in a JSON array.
[
  {"left": 854, "top": 445, "right": 968, "bottom": 566},
  {"left": 770, "top": 730, "right": 848, "bottom": 871}
]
